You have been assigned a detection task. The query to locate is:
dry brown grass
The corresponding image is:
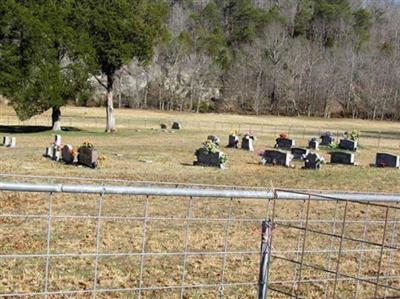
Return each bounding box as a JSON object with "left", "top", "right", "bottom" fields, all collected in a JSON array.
[{"left": 0, "top": 105, "right": 400, "bottom": 298}]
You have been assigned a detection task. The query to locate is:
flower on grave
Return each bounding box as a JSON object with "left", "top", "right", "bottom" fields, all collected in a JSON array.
[
  {"left": 279, "top": 132, "right": 288, "bottom": 139},
  {"left": 230, "top": 130, "right": 238, "bottom": 136},
  {"left": 344, "top": 129, "right": 360, "bottom": 141},
  {"left": 82, "top": 141, "right": 94, "bottom": 148}
]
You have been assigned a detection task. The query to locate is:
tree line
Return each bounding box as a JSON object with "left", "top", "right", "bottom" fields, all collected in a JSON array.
[{"left": 1, "top": 0, "right": 400, "bottom": 132}]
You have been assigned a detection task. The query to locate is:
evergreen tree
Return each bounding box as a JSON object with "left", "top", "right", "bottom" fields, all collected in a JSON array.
[
  {"left": 0, "top": 0, "right": 91, "bottom": 130},
  {"left": 74, "top": 0, "right": 168, "bottom": 132}
]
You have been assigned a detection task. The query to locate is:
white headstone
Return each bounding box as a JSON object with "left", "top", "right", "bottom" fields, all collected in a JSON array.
[
  {"left": 54, "top": 135, "right": 62, "bottom": 147},
  {"left": 8, "top": 137, "right": 16, "bottom": 148},
  {"left": 44, "top": 146, "right": 54, "bottom": 158},
  {"left": 2, "top": 136, "right": 10, "bottom": 146}
]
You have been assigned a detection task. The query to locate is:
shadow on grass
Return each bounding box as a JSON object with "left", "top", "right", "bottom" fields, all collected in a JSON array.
[{"left": 0, "top": 125, "right": 82, "bottom": 134}]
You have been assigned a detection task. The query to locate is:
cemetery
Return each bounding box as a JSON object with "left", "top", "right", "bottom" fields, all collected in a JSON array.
[
  {"left": 43, "top": 135, "right": 98, "bottom": 168},
  {"left": 0, "top": 106, "right": 399, "bottom": 192}
]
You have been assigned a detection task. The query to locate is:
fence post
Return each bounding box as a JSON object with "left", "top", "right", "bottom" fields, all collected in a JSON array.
[{"left": 258, "top": 219, "right": 272, "bottom": 299}]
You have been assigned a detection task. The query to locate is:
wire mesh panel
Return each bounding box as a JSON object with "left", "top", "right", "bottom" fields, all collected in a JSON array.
[
  {"left": 0, "top": 189, "right": 271, "bottom": 298},
  {"left": 0, "top": 184, "right": 400, "bottom": 298},
  {"left": 267, "top": 191, "right": 400, "bottom": 299}
]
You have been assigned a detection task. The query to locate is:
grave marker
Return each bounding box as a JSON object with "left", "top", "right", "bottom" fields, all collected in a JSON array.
[
  {"left": 227, "top": 134, "right": 239, "bottom": 148},
  {"left": 52, "top": 147, "right": 62, "bottom": 162},
  {"left": 375, "top": 153, "right": 400, "bottom": 168},
  {"left": 8, "top": 137, "right": 16, "bottom": 148},
  {"left": 291, "top": 148, "right": 309, "bottom": 160},
  {"left": 339, "top": 139, "right": 358, "bottom": 151},
  {"left": 160, "top": 123, "right": 167, "bottom": 129},
  {"left": 308, "top": 138, "right": 319, "bottom": 150},
  {"left": 241, "top": 134, "right": 255, "bottom": 151},
  {"left": 275, "top": 138, "right": 295, "bottom": 150},
  {"left": 320, "top": 132, "right": 335, "bottom": 146},
  {"left": 329, "top": 151, "right": 355, "bottom": 165},
  {"left": 2, "top": 136, "right": 10, "bottom": 146},
  {"left": 54, "top": 135, "right": 62, "bottom": 147},
  {"left": 172, "top": 122, "right": 182, "bottom": 130},
  {"left": 62, "top": 145, "right": 75, "bottom": 164},
  {"left": 303, "top": 152, "right": 324, "bottom": 170},
  {"left": 78, "top": 146, "right": 98, "bottom": 168},
  {"left": 261, "top": 150, "right": 293, "bottom": 167}
]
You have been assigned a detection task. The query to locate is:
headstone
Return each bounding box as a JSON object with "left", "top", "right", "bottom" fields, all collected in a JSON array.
[
  {"left": 303, "top": 153, "right": 323, "bottom": 170},
  {"left": 291, "top": 148, "right": 309, "bottom": 160},
  {"left": 207, "top": 135, "right": 220, "bottom": 146},
  {"left": 275, "top": 138, "right": 295, "bottom": 150},
  {"left": 172, "top": 122, "right": 181, "bottom": 130},
  {"left": 44, "top": 146, "right": 54, "bottom": 158},
  {"left": 227, "top": 135, "right": 239, "bottom": 148},
  {"left": 242, "top": 135, "right": 255, "bottom": 151},
  {"left": 52, "top": 147, "right": 62, "bottom": 162},
  {"left": 375, "top": 153, "right": 400, "bottom": 168},
  {"left": 261, "top": 150, "right": 293, "bottom": 167},
  {"left": 78, "top": 146, "right": 98, "bottom": 168},
  {"left": 54, "top": 135, "right": 62, "bottom": 147},
  {"left": 308, "top": 139, "right": 319, "bottom": 150},
  {"left": 194, "top": 149, "right": 225, "bottom": 168},
  {"left": 320, "top": 133, "right": 335, "bottom": 146},
  {"left": 160, "top": 123, "right": 167, "bottom": 129},
  {"left": 339, "top": 139, "right": 357, "bottom": 151},
  {"left": 2, "top": 136, "right": 10, "bottom": 146},
  {"left": 329, "top": 151, "right": 355, "bottom": 165},
  {"left": 62, "top": 145, "right": 75, "bottom": 164},
  {"left": 8, "top": 137, "right": 16, "bottom": 148}
]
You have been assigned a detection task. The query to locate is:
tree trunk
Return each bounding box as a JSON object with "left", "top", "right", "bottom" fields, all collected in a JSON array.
[
  {"left": 52, "top": 106, "right": 61, "bottom": 131},
  {"left": 106, "top": 75, "right": 116, "bottom": 133}
]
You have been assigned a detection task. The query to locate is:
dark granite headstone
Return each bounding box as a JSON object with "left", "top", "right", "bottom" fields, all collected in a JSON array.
[
  {"left": 242, "top": 135, "right": 255, "bottom": 151},
  {"left": 339, "top": 139, "right": 357, "bottom": 151},
  {"left": 261, "top": 150, "right": 293, "bottom": 167},
  {"left": 329, "top": 151, "right": 355, "bottom": 165},
  {"left": 375, "top": 153, "right": 400, "bottom": 168},
  {"left": 207, "top": 135, "right": 220, "bottom": 146},
  {"left": 303, "top": 153, "right": 323, "bottom": 170},
  {"left": 275, "top": 138, "right": 295, "bottom": 150},
  {"left": 62, "top": 145, "right": 75, "bottom": 164},
  {"left": 227, "top": 135, "right": 239, "bottom": 148},
  {"left": 291, "top": 148, "right": 309, "bottom": 160},
  {"left": 172, "top": 122, "right": 181, "bottom": 130},
  {"left": 194, "top": 149, "right": 225, "bottom": 168},
  {"left": 160, "top": 123, "right": 167, "bottom": 129},
  {"left": 308, "top": 140, "right": 319, "bottom": 150},
  {"left": 320, "top": 134, "right": 335, "bottom": 146},
  {"left": 78, "top": 146, "right": 98, "bottom": 168}
]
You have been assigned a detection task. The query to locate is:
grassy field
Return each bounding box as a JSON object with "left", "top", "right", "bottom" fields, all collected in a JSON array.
[
  {"left": 0, "top": 105, "right": 400, "bottom": 298},
  {"left": 0, "top": 104, "right": 399, "bottom": 192}
]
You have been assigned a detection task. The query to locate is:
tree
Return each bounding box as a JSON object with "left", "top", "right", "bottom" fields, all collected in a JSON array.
[
  {"left": 0, "top": 0, "right": 92, "bottom": 130},
  {"left": 75, "top": 0, "right": 168, "bottom": 132}
]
